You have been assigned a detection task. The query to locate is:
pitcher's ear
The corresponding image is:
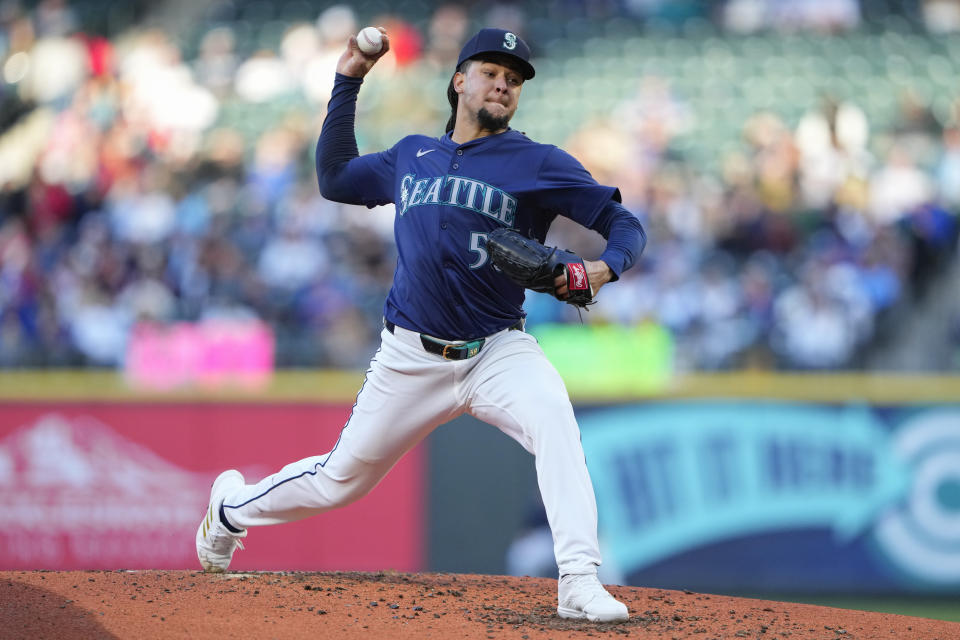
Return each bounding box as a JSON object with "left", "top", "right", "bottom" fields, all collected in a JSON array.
[{"left": 453, "top": 70, "right": 466, "bottom": 94}]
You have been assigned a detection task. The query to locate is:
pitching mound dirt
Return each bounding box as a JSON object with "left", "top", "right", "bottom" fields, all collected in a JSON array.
[{"left": 2, "top": 571, "right": 957, "bottom": 639}]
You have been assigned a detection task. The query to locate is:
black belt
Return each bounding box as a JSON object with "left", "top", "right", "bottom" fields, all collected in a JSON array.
[{"left": 384, "top": 319, "right": 523, "bottom": 360}]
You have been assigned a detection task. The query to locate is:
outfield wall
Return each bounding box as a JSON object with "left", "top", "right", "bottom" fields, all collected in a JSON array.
[{"left": 0, "top": 371, "right": 957, "bottom": 594}]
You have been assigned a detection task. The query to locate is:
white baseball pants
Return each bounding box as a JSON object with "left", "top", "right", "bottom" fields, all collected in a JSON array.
[{"left": 221, "top": 324, "right": 603, "bottom": 576}]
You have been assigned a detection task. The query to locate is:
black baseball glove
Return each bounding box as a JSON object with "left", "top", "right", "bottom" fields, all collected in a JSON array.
[{"left": 486, "top": 228, "right": 593, "bottom": 307}]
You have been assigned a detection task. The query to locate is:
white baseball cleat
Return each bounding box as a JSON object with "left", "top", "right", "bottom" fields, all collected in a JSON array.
[
  {"left": 196, "top": 470, "right": 247, "bottom": 572},
  {"left": 557, "top": 573, "right": 629, "bottom": 622}
]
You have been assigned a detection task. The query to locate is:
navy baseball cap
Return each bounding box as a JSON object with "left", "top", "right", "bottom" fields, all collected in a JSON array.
[{"left": 456, "top": 28, "right": 535, "bottom": 80}]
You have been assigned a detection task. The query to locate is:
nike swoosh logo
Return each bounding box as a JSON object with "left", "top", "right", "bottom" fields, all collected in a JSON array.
[{"left": 416, "top": 149, "right": 436, "bottom": 157}]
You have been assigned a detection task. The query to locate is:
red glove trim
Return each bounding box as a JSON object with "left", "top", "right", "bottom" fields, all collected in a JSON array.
[{"left": 567, "top": 262, "right": 589, "bottom": 291}]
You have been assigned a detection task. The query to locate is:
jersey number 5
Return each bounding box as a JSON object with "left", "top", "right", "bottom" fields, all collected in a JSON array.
[{"left": 469, "top": 231, "right": 488, "bottom": 269}]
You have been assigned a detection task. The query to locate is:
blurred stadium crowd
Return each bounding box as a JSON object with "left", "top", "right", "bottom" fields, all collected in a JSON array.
[{"left": 0, "top": 0, "right": 959, "bottom": 371}]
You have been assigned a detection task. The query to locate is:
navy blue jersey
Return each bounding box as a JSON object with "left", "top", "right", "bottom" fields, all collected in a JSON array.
[{"left": 317, "top": 74, "right": 644, "bottom": 341}]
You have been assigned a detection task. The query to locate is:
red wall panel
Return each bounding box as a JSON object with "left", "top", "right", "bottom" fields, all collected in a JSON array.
[{"left": 0, "top": 403, "right": 424, "bottom": 571}]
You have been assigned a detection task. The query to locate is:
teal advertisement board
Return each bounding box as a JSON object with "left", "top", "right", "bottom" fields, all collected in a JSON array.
[{"left": 580, "top": 403, "right": 960, "bottom": 592}]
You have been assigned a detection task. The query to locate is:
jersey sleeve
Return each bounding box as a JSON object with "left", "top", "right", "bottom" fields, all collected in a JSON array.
[
  {"left": 535, "top": 147, "right": 621, "bottom": 228},
  {"left": 315, "top": 73, "right": 398, "bottom": 208},
  {"left": 342, "top": 145, "right": 399, "bottom": 207},
  {"left": 593, "top": 199, "right": 647, "bottom": 281}
]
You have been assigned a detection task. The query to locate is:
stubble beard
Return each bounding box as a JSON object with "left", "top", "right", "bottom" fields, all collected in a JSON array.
[{"left": 477, "top": 106, "right": 511, "bottom": 132}]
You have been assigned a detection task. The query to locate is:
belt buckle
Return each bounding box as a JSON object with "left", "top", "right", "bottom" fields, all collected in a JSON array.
[{"left": 441, "top": 344, "right": 458, "bottom": 360}]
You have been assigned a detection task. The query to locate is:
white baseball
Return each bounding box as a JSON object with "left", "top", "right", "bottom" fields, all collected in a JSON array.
[{"left": 357, "top": 27, "right": 383, "bottom": 55}]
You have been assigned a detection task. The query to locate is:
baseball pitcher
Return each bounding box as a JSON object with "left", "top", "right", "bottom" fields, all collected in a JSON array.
[{"left": 196, "top": 27, "right": 647, "bottom": 623}]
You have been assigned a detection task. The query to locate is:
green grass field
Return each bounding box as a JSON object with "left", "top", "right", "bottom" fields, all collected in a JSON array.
[{"left": 759, "top": 595, "right": 960, "bottom": 623}]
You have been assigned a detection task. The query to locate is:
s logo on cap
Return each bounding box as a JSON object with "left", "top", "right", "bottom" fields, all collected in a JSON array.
[{"left": 502, "top": 32, "right": 517, "bottom": 50}]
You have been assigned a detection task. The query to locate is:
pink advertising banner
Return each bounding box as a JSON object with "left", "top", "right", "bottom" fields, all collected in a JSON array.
[
  {"left": 0, "top": 403, "right": 424, "bottom": 571},
  {"left": 125, "top": 320, "right": 275, "bottom": 391}
]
